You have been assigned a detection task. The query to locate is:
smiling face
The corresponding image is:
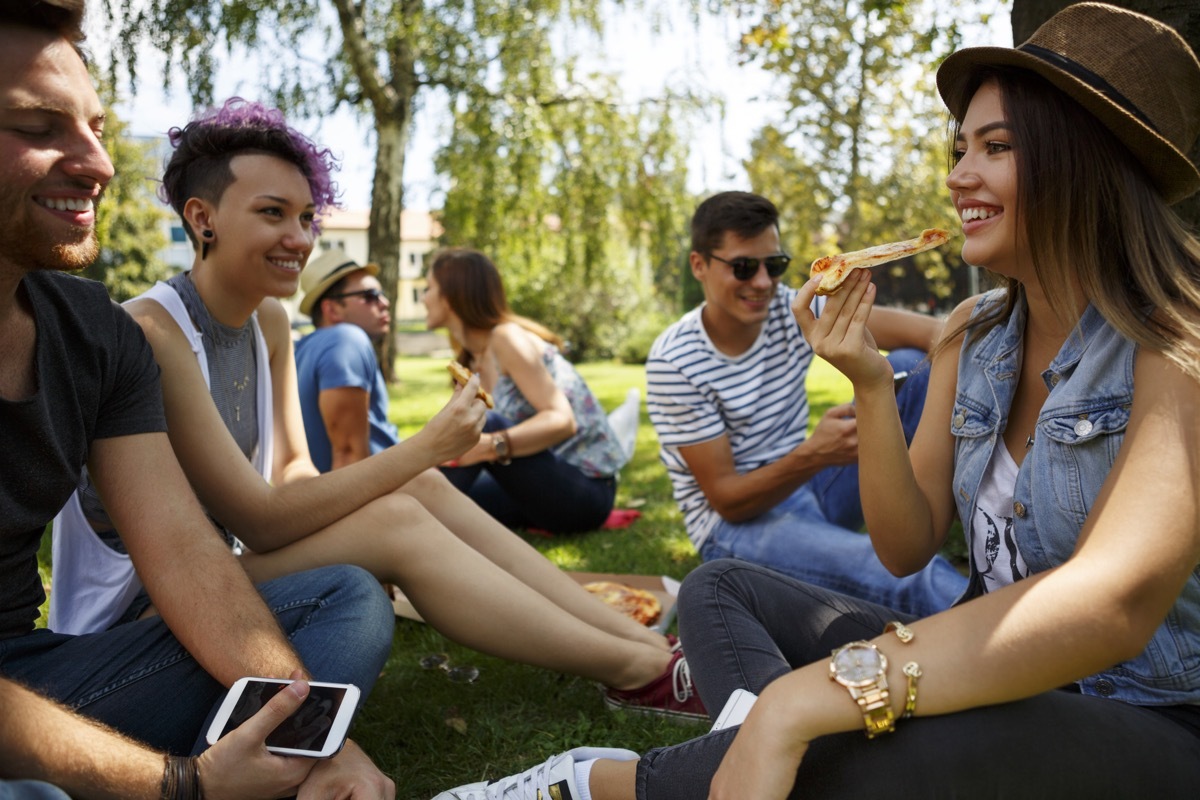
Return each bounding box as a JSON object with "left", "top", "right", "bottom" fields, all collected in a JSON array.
[
  {"left": 0, "top": 29, "right": 113, "bottom": 275},
  {"left": 690, "top": 226, "right": 785, "bottom": 351},
  {"left": 947, "top": 80, "right": 1025, "bottom": 278},
  {"left": 197, "top": 153, "right": 315, "bottom": 301}
]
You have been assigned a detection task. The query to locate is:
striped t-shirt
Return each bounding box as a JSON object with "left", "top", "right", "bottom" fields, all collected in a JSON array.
[{"left": 646, "top": 285, "right": 824, "bottom": 548}]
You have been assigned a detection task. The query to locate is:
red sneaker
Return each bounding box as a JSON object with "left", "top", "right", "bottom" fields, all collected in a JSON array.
[{"left": 603, "top": 650, "right": 708, "bottom": 722}]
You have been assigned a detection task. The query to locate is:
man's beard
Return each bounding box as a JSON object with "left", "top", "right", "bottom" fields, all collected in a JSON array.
[
  {"left": 44, "top": 232, "right": 99, "bottom": 271},
  {"left": 11, "top": 227, "right": 99, "bottom": 273}
]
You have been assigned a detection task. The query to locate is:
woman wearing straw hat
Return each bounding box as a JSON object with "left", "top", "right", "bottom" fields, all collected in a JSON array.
[
  {"left": 431, "top": 4, "right": 1200, "bottom": 797},
  {"left": 49, "top": 98, "right": 707, "bottom": 721}
]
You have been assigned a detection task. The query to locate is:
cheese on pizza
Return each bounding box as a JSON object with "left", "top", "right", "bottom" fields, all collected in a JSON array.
[
  {"left": 583, "top": 581, "right": 662, "bottom": 626},
  {"left": 811, "top": 228, "right": 952, "bottom": 296},
  {"left": 447, "top": 361, "right": 495, "bottom": 408}
]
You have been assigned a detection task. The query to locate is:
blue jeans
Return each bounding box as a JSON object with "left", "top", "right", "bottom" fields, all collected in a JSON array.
[
  {"left": 632, "top": 559, "right": 1200, "bottom": 799},
  {"left": 698, "top": 350, "right": 966, "bottom": 618},
  {"left": 0, "top": 565, "right": 393, "bottom": 755},
  {"left": 441, "top": 411, "right": 616, "bottom": 533},
  {"left": 0, "top": 783, "right": 71, "bottom": 800}
]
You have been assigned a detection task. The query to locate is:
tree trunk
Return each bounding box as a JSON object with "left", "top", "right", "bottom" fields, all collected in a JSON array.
[
  {"left": 1011, "top": 0, "right": 1200, "bottom": 226},
  {"left": 370, "top": 116, "right": 410, "bottom": 383}
]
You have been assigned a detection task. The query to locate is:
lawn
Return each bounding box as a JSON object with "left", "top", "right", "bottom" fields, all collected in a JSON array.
[
  {"left": 353, "top": 356, "right": 858, "bottom": 798},
  {"left": 35, "top": 355, "right": 942, "bottom": 799}
]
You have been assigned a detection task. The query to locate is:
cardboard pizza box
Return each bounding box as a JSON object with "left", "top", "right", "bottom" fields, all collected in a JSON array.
[{"left": 389, "top": 571, "right": 681, "bottom": 634}]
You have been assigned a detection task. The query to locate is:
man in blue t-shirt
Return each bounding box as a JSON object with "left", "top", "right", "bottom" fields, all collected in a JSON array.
[
  {"left": 647, "top": 191, "right": 966, "bottom": 617},
  {"left": 296, "top": 249, "right": 400, "bottom": 471}
]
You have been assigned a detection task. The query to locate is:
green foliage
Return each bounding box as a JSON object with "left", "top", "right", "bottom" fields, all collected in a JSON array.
[
  {"left": 433, "top": 17, "right": 701, "bottom": 361},
  {"left": 81, "top": 87, "right": 170, "bottom": 302},
  {"left": 97, "top": 0, "right": 698, "bottom": 373},
  {"left": 733, "top": 0, "right": 985, "bottom": 307}
]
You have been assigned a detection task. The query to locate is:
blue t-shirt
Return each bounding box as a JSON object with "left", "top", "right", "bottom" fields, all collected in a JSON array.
[{"left": 294, "top": 324, "right": 399, "bottom": 472}]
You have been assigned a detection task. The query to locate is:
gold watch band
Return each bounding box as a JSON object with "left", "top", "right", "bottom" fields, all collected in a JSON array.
[{"left": 854, "top": 686, "right": 896, "bottom": 738}]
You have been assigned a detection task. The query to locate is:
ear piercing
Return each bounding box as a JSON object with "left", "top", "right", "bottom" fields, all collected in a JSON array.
[{"left": 201, "top": 229, "right": 214, "bottom": 260}]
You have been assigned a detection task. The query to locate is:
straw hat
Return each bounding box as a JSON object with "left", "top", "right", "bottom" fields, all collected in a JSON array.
[
  {"left": 300, "top": 248, "right": 379, "bottom": 316},
  {"left": 937, "top": 2, "right": 1200, "bottom": 204}
]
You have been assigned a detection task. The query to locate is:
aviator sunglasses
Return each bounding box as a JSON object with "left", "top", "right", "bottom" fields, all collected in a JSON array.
[
  {"left": 708, "top": 253, "right": 791, "bottom": 281},
  {"left": 326, "top": 288, "right": 386, "bottom": 304}
]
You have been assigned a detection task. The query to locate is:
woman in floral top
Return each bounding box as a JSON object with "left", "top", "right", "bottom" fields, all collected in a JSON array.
[{"left": 427, "top": 248, "right": 627, "bottom": 533}]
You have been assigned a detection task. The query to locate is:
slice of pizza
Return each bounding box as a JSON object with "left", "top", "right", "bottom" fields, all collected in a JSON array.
[
  {"left": 583, "top": 580, "right": 662, "bottom": 627},
  {"left": 810, "top": 228, "right": 952, "bottom": 296},
  {"left": 446, "top": 360, "right": 495, "bottom": 408}
]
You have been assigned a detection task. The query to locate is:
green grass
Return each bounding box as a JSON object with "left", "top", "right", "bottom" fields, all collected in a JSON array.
[
  {"left": 359, "top": 357, "right": 860, "bottom": 797},
  {"left": 36, "top": 356, "right": 961, "bottom": 798}
]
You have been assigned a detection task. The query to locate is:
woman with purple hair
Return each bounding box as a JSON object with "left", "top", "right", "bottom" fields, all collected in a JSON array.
[{"left": 50, "top": 98, "right": 704, "bottom": 721}]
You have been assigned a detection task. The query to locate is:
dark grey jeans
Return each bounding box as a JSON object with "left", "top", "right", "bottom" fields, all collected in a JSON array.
[{"left": 636, "top": 559, "right": 1200, "bottom": 799}]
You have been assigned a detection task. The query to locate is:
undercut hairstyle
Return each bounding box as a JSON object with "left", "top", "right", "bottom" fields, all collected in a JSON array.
[
  {"left": 160, "top": 98, "right": 339, "bottom": 245},
  {"left": 938, "top": 67, "right": 1200, "bottom": 380},
  {"left": 429, "top": 248, "right": 562, "bottom": 369},
  {"left": 690, "top": 191, "right": 780, "bottom": 256},
  {"left": 0, "top": 0, "right": 85, "bottom": 41}
]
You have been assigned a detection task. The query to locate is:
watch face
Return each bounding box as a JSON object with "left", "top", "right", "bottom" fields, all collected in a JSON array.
[{"left": 832, "top": 642, "right": 884, "bottom": 685}]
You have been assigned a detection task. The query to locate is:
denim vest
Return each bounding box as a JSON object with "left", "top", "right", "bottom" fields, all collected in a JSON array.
[{"left": 952, "top": 290, "right": 1200, "bottom": 705}]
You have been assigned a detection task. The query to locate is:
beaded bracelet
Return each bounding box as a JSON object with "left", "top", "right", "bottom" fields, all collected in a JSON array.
[{"left": 161, "top": 754, "right": 202, "bottom": 800}]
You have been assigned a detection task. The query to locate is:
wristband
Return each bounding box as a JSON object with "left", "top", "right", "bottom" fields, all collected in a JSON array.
[{"left": 161, "top": 754, "right": 202, "bottom": 800}]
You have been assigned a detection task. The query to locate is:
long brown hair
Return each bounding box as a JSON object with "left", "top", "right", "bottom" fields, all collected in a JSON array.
[
  {"left": 429, "top": 248, "right": 562, "bottom": 369},
  {"left": 936, "top": 67, "right": 1200, "bottom": 381}
]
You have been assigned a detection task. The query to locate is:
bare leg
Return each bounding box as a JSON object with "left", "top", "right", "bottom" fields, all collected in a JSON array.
[
  {"left": 590, "top": 759, "right": 640, "bottom": 800},
  {"left": 239, "top": 492, "right": 670, "bottom": 689},
  {"left": 399, "top": 468, "right": 671, "bottom": 651}
]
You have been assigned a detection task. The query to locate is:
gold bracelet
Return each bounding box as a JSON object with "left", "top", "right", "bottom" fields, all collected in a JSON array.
[
  {"left": 884, "top": 620, "right": 914, "bottom": 643},
  {"left": 901, "top": 661, "right": 922, "bottom": 718}
]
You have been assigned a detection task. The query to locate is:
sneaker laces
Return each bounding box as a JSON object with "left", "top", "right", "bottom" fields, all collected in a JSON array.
[
  {"left": 672, "top": 654, "right": 695, "bottom": 704},
  {"left": 479, "top": 754, "right": 559, "bottom": 800}
]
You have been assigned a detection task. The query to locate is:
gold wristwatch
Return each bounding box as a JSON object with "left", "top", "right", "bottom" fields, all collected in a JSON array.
[{"left": 829, "top": 640, "right": 895, "bottom": 738}]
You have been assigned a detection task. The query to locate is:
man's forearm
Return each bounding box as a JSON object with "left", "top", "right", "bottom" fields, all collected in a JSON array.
[
  {"left": 707, "top": 442, "right": 830, "bottom": 522},
  {"left": 142, "top": 530, "right": 306, "bottom": 686},
  {"left": 0, "top": 678, "right": 162, "bottom": 800}
]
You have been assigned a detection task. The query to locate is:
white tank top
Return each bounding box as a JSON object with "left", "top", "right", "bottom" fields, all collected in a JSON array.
[{"left": 48, "top": 282, "right": 273, "bottom": 635}]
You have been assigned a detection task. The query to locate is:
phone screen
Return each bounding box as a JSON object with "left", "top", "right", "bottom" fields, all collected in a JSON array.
[{"left": 216, "top": 680, "right": 349, "bottom": 752}]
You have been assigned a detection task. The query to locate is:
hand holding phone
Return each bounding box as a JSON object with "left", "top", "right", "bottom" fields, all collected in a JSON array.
[{"left": 206, "top": 677, "right": 361, "bottom": 759}]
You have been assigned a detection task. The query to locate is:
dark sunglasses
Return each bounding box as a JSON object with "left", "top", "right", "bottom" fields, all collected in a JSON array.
[
  {"left": 708, "top": 253, "right": 791, "bottom": 281},
  {"left": 420, "top": 652, "right": 480, "bottom": 684},
  {"left": 326, "top": 288, "right": 385, "bottom": 304}
]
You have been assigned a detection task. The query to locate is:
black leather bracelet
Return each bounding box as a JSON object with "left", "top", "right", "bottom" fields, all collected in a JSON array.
[{"left": 161, "top": 754, "right": 202, "bottom": 800}]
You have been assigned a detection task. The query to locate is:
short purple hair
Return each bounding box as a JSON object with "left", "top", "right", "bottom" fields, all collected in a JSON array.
[{"left": 160, "top": 98, "right": 339, "bottom": 243}]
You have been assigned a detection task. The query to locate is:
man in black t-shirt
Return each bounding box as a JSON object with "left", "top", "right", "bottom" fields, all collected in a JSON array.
[{"left": 0, "top": 3, "right": 394, "bottom": 798}]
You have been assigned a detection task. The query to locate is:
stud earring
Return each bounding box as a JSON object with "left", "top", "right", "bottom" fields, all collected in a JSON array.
[{"left": 201, "top": 229, "right": 214, "bottom": 260}]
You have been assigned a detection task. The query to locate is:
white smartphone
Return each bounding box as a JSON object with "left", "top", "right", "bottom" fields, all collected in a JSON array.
[
  {"left": 710, "top": 688, "right": 759, "bottom": 732},
  {"left": 205, "top": 677, "right": 361, "bottom": 758}
]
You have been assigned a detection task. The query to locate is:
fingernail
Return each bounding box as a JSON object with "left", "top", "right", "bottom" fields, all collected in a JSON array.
[{"left": 289, "top": 680, "right": 310, "bottom": 699}]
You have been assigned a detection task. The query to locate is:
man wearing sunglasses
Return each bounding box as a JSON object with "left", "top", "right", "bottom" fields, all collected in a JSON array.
[
  {"left": 295, "top": 248, "right": 400, "bottom": 472},
  {"left": 646, "top": 192, "right": 966, "bottom": 618}
]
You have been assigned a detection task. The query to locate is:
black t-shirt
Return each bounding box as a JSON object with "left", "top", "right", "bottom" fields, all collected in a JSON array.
[{"left": 0, "top": 272, "right": 166, "bottom": 639}]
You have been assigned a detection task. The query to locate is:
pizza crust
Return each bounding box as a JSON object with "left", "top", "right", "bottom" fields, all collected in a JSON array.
[
  {"left": 447, "top": 361, "right": 495, "bottom": 408},
  {"left": 583, "top": 580, "right": 662, "bottom": 626},
  {"left": 810, "top": 228, "right": 952, "bottom": 296}
]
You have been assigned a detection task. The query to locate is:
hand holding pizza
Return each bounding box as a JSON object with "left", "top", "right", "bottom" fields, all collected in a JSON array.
[
  {"left": 412, "top": 368, "right": 489, "bottom": 465},
  {"left": 794, "top": 268, "right": 893, "bottom": 393}
]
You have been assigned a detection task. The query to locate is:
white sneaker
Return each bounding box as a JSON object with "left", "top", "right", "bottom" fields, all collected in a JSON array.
[{"left": 431, "top": 746, "right": 640, "bottom": 800}]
